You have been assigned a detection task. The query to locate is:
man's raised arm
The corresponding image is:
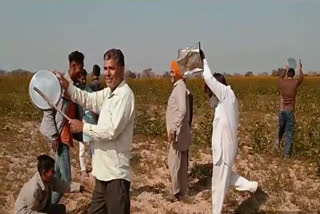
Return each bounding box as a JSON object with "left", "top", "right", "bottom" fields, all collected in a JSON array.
[{"left": 297, "top": 59, "right": 304, "bottom": 86}]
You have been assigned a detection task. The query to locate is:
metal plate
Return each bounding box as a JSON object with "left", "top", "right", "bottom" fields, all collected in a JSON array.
[
  {"left": 29, "top": 70, "right": 62, "bottom": 110},
  {"left": 287, "top": 57, "right": 297, "bottom": 69},
  {"left": 177, "top": 42, "right": 203, "bottom": 77}
]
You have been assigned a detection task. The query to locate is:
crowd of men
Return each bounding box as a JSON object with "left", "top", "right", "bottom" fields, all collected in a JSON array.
[{"left": 14, "top": 48, "right": 303, "bottom": 214}]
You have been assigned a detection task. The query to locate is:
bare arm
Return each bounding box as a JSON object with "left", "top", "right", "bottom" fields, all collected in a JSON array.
[
  {"left": 297, "top": 59, "right": 304, "bottom": 86},
  {"left": 280, "top": 68, "right": 286, "bottom": 80}
]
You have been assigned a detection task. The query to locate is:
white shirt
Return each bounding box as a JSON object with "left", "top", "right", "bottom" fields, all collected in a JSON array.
[
  {"left": 203, "top": 59, "right": 239, "bottom": 167},
  {"left": 68, "top": 80, "right": 135, "bottom": 182}
]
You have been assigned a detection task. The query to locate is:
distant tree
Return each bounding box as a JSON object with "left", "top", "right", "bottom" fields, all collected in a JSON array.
[
  {"left": 271, "top": 69, "right": 279, "bottom": 76},
  {"left": 0, "top": 70, "right": 6, "bottom": 75},
  {"left": 245, "top": 71, "right": 254, "bottom": 77},
  {"left": 9, "top": 69, "right": 32, "bottom": 76},
  {"left": 233, "top": 72, "right": 242, "bottom": 76},
  {"left": 124, "top": 69, "right": 136, "bottom": 79},
  {"left": 307, "top": 71, "right": 320, "bottom": 76},
  {"left": 258, "top": 72, "right": 269, "bottom": 76},
  {"left": 162, "top": 71, "right": 170, "bottom": 78},
  {"left": 141, "top": 68, "right": 154, "bottom": 78},
  {"left": 272, "top": 68, "right": 285, "bottom": 76},
  {"left": 223, "top": 72, "right": 232, "bottom": 77}
]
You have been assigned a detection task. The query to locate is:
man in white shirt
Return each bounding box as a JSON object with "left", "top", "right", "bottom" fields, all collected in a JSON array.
[
  {"left": 55, "top": 49, "right": 135, "bottom": 214},
  {"left": 201, "top": 50, "right": 258, "bottom": 214}
]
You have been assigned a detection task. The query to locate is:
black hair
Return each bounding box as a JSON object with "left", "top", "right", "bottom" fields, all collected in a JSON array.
[
  {"left": 92, "top": 64, "right": 100, "bottom": 76},
  {"left": 68, "top": 51, "right": 84, "bottom": 65},
  {"left": 103, "top": 49, "right": 125, "bottom": 67},
  {"left": 287, "top": 68, "right": 295, "bottom": 77},
  {"left": 213, "top": 73, "right": 227, "bottom": 86},
  {"left": 82, "top": 69, "right": 87, "bottom": 76},
  {"left": 37, "top": 154, "right": 55, "bottom": 175}
]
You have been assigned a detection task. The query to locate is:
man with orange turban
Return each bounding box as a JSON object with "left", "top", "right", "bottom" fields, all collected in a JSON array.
[{"left": 166, "top": 60, "right": 192, "bottom": 201}]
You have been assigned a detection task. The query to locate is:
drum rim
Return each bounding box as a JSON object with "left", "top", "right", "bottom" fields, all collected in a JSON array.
[{"left": 29, "top": 70, "right": 62, "bottom": 111}]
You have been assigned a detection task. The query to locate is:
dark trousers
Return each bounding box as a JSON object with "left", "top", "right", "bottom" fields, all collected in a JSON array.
[
  {"left": 52, "top": 143, "right": 71, "bottom": 204},
  {"left": 46, "top": 204, "right": 66, "bottom": 214},
  {"left": 278, "top": 110, "right": 295, "bottom": 157},
  {"left": 88, "top": 178, "right": 130, "bottom": 214}
]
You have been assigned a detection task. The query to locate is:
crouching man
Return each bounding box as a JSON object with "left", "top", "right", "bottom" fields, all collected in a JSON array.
[{"left": 14, "top": 154, "right": 83, "bottom": 214}]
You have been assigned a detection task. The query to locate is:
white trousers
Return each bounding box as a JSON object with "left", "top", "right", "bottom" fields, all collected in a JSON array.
[
  {"left": 79, "top": 141, "right": 94, "bottom": 172},
  {"left": 212, "top": 157, "right": 258, "bottom": 214}
]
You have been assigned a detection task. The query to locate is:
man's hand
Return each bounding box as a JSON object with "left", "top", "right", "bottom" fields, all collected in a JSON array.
[
  {"left": 51, "top": 139, "right": 59, "bottom": 153},
  {"left": 80, "top": 174, "right": 95, "bottom": 193},
  {"left": 53, "top": 70, "right": 69, "bottom": 90},
  {"left": 199, "top": 49, "right": 205, "bottom": 60},
  {"left": 69, "top": 119, "right": 84, "bottom": 133},
  {"left": 298, "top": 59, "right": 302, "bottom": 71},
  {"left": 168, "top": 130, "right": 176, "bottom": 143}
]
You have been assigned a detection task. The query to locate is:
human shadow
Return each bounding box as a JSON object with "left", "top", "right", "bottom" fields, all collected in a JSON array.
[
  {"left": 188, "top": 163, "right": 212, "bottom": 196},
  {"left": 234, "top": 188, "right": 269, "bottom": 214}
]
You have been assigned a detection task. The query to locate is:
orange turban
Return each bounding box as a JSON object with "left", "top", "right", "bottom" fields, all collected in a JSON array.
[{"left": 171, "top": 60, "right": 182, "bottom": 78}]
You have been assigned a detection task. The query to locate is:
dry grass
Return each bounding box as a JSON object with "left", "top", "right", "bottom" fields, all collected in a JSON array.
[{"left": 0, "top": 75, "right": 319, "bottom": 213}]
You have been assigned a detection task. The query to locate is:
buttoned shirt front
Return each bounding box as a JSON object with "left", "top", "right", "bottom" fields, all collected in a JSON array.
[{"left": 67, "top": 80, "right": 135, "bottom": 182}]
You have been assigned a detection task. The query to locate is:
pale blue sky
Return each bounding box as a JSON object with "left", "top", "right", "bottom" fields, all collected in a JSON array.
[{"left": 1, "top": 0, "right": 320, "bottom": 74}]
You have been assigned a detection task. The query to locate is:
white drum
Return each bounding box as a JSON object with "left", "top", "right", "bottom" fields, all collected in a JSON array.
[
  {"left": 29, "top": 70, "right": 62, "bottom": 110},
  {"left": 287, "top": 57, "right": 297, "bottom": 69}
]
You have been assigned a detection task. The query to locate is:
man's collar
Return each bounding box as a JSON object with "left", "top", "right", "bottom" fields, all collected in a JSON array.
[
  {"left": 173, "top": 79, "right": 183, "bottom": 87},
  {"left": 109, "top": 80, "right": 126, "bottom": 97}
]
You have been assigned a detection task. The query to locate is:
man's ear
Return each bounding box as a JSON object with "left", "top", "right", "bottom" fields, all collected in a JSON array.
[{"left": 119, "top": 66, "right": 125, "bottom": 77}]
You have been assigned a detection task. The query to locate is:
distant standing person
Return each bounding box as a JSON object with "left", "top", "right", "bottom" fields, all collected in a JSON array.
[
  {"left": 166, "top": 60, "right": 192, "bottom": 201},
  {"left": 90, "top": 64, "right": 104, "bottom": 91},
  {"left": 277, "top": 59, "right": 304, "bottom": 158}
]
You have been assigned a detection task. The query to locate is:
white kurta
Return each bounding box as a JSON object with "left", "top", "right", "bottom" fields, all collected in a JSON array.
[{"left": 203, "top": 59, "right": 258, "bottom": 214}]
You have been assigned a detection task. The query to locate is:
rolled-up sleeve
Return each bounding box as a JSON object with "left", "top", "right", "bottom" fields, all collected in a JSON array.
[
  {"left": 83, "top": 93, "right": 134, "bottom": 142},
  {"left": 39, "top": 109, "right": 59, "bottom": 142}
]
